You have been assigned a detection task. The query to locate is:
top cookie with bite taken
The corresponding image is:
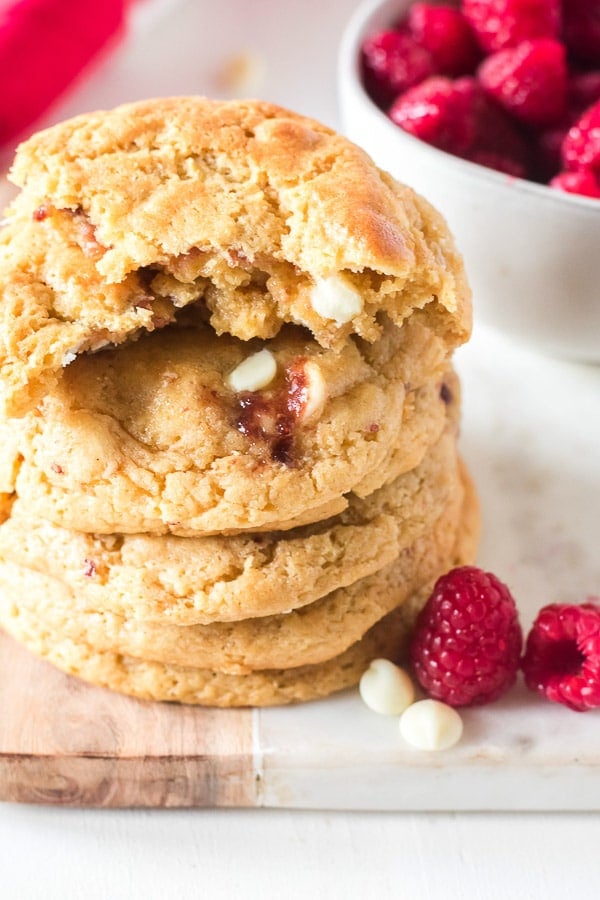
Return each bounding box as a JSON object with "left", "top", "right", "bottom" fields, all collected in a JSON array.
[{"left": 0, "top": 96, "right": 471, "bottom": 415}]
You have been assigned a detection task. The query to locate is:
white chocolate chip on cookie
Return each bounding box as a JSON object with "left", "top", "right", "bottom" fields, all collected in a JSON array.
[
  {"left": 359, "top": 658, "right": 415, "bottom": 715},
  {"left": 309, "top": 275, "right": 363, "bottom": 325},
  {"left": 227, "top": 349, "right": 277, "bottom": 393},
  {"left": 301, "top": 360, "right": 327, "bottom": 424},
  {"left": 61, "top": 351, "right": 77, "bottom": 367},
  {"left": 399, "top": 699, "right": 463, "bottom": 751}
]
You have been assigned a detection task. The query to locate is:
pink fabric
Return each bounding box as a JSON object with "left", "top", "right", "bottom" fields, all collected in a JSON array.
[{"left": 0, "top": 0, "right": 127, "bottom": 144}]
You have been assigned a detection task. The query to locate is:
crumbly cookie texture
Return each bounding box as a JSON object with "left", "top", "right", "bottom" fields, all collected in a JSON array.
[
  {"left": 0, "top": 470, "right": 479, "bottom": 706},
  {"left": 0, "top": 425, "right": 459, "bottom": 626},
  {"left": 1, "top": 96, "right": 471, "bottom": 415},
  {"left": 6, "top": 319, "right": 452, "bottom": 536},
  {"left": 397, "top": 461, "right": 482, "bottom": 640},
  {"left": 0, "top": 477, "right": 463, "bottom": 674},
  {"left": 0, "top": 421, "right": 19, "bottom": 500}
]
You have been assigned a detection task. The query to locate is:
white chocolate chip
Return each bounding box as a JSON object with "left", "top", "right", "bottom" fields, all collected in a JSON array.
[
  {"left": 61, "top": 341, "right": 84, "bottom": 367},
  {"left": 309, "top": 275, "right": 363, "bottom": 325},
  {"left": 359, "top": 659, "right": 415, "bottom": 716},
  {"left": 61, "top": 351, "right": 77, "bottom": 367},
  {"left": 89, "top": 338, "right": 111, "bottom": 353},
  {"left": 399, "top": 699, "right": 463, "bottom": 751},
  {"left": 301, "top": 361, "right": 327, "bottom": 424},
  {"left": 227, "top": 349, "right": 277, "bottom": 393}
]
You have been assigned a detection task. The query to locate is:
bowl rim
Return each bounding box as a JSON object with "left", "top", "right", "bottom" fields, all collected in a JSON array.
[{"left": 338, "top": 0, "right": 600, "bottom": 216}]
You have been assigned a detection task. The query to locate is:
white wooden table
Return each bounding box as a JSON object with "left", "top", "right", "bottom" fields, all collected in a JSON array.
[{"left": 1, "top": 1, "right": 599, "bottom": 895}]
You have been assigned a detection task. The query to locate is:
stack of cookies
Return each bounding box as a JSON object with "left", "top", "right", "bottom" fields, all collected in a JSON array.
[{"left": 0, "top": 98, "right": 479, "bottom": 707}]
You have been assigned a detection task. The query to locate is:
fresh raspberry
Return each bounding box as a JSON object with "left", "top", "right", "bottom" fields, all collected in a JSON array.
[
  {"left": 361, "top": 30, "right": 434, "bottom": 108},
  {"left": 478, "top": 39, "right": 567, "bottom": 127},
  {"left": 533, "top": 124, "right": 569, "bottom": 181},
  {"left": 563, "top": 0, "right": 600, "bottom": 67},
  {"left": 406, "top": 3, "right": 481, "bottom": 76},
  {"left": 389, "top": 76, "right": 478, "bottom": 155},
  {"left": 390, "top": 75, "right": 530, "bottom": 175},
  {"left": 562, "top": 101, "right": 600, "bottom": 175},
  {"left": 467, "top": 87, "right": 531, "bottom": 175},
  {"left": 521, "top": 603, "right": 600, "bottom": 710},
  {"left": 409, "top": 566, "right": 523, "bottom": 707},
  {"left": 461, "top": 0, "right": 561, "bottom": 54},
  {"left": 550, "top": 170, "right": 600, "bottom": 199},
  {"left": 568, "top": 72, "right": 600, "bottom": 116}
]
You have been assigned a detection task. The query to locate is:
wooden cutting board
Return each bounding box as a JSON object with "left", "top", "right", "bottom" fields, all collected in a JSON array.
[
  {"left": 3, "top": 620, "right": 600, "bottom": 812},
  {"left": 0, "top": 629, "right": 256, "bottom": 807}
]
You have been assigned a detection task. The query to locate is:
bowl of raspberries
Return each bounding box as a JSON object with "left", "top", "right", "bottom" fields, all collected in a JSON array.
[{"left": 339, "top": 0, "right": 600, "bottom": 362}]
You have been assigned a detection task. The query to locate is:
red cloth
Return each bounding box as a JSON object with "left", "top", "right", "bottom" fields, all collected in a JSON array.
[{"left": 0, "top": 0, "right": 127, "bottom": 145}]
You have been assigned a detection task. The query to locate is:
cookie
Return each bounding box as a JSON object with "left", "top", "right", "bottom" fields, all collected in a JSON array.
[
  {"left": 0, "top": 419, "right": 18, "bottom": 501},
  {"left": 0, "top": 425, "right": 460, "bottom": 626},
  {"left": 1, "top": 97, "right": 471, "bottom": 414},
  {"left": 0, "top": 463, "right": 465, "bottom": 674},
  {"left": 396, "top": 462, "right": 483, "bottom": 639},
  {"left": 0, "top": 468, "right": 479, "bottom": 706},
  {"left": 6, "top": 319, "right": 453, "bottom": 536},
  {"left": 351, "top": 366, "right": 459, "bottom": 500}
]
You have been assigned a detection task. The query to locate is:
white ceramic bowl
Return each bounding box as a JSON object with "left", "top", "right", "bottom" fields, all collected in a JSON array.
[{"left": 338, "top": 0, "right": 600, "bottom": 362}]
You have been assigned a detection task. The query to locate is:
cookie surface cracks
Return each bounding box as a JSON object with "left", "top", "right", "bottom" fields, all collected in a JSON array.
[{"left": 2, "top": 97, "right": 471, "bottom": 414}]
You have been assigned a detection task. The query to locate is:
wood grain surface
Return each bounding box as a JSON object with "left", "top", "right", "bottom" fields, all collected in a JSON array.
[{"left": 0, "top": 630, "right": 256, "bottom": 808}]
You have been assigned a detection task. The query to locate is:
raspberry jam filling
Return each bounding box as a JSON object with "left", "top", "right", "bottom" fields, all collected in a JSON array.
[{"left": 234, "top": 359, "right": 311, "bottom": 467}]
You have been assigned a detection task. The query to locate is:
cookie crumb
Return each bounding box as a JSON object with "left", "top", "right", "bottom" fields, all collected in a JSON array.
[{"left": 215, "top": 52, "right": 267, "bottom": 94}]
